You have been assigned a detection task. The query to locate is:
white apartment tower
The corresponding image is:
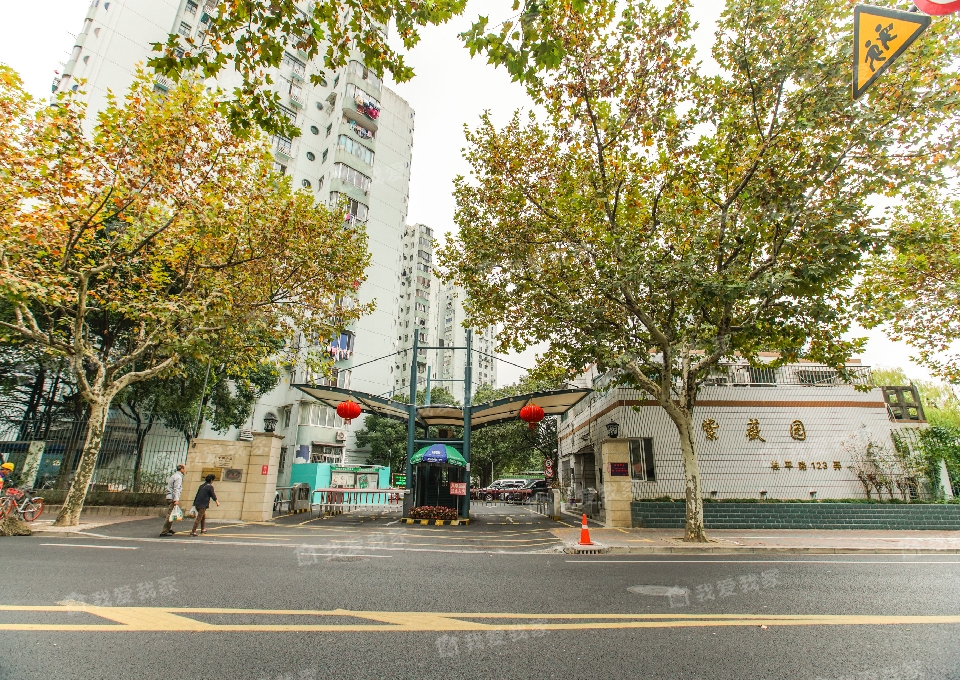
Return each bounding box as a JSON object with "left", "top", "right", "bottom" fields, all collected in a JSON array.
[
  {"left": 56, "top": 0, "right": 414, "bottom": 474},
  {"left": 392, "top": 225, "right": 498, "bottom": 405}
]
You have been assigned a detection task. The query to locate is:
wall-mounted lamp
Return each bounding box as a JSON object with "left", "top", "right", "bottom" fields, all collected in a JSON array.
[{"left": 606, "top": 421, "right": 620, "bottom": 439}]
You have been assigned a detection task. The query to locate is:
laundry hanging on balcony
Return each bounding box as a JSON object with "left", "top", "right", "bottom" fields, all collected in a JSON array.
[
  {"left": 353, "top": 93, "right": 381, "bottom": 120},
  {"left": 350, "top": 121, "right": 374, "bottom": 139}
]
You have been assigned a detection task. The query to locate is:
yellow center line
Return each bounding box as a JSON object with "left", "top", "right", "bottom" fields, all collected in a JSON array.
[{"left": 1, "top": 606, "right": 959, "bottom": 633}]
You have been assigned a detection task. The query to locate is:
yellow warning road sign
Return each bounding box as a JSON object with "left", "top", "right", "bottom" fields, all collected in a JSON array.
[{"left": 853, "top": 5, "right": 930, "bottom": 99}]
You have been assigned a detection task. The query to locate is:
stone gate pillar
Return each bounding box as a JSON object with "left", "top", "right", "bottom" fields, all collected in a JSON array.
[{"left": 599, "top": 438, "right": 632, "bottom": 528}]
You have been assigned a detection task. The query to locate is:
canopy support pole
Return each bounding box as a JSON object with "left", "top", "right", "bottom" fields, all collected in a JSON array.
[
  {"left": 462, "top": 329, "right": 473, "bottom": 519},
  {"left": 404, "top": 333, "right": 419, "bottom": 516}
]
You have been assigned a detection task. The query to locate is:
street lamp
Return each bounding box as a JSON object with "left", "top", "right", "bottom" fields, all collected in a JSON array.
[
  {"left": 263, "top": 412, "right": 278, "bottom": 433},
  {"left": 606, "top": 421, "right": 620, "bottom": 439}
]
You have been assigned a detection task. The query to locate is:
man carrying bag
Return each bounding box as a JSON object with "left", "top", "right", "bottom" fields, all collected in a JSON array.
[{"left": 160, "top": 464, "right": 186, "bottom": 536}]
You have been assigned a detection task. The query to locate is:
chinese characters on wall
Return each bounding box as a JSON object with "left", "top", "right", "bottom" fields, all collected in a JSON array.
[
  {"left": 771, "top": 460, "right": 842, "bottom": 471},
  {"left": 701, "top": 419, "right": 719, "bottom": 441}
]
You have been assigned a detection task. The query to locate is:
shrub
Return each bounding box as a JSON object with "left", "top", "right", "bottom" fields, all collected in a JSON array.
[{"left": 409, "top": 505, "right": 458, "bottom": 520}]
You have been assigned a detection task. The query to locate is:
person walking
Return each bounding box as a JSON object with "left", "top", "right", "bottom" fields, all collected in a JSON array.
[
  {"left": 189, "top": 474, "right": 220, "bottom": 536},
  {"left": 160, "top": 464, "right": 185, "bottom": 536}
]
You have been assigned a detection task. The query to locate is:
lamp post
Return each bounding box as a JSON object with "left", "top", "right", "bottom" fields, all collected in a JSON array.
[{"left": 263, "top": 412, "right": 278, "bottom": 433}]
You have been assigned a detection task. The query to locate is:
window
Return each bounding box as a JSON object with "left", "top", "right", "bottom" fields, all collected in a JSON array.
[
  {"left": 274, "top": 135, "right": 292, "bottom": 155},
  {"left": 748, "top": 366, "right": 777, "bottom": 385},
  {"left": 797, "top": 368, "right": 838, "bottom": 385},
  {"left": 306, "top": 151, "right": 315, "bottom": 161},
  {"left": 333, "top": 74, "right": 339, "bottom": 87},
  {"left": 175, "top": 47, "right": 185, "bottom": 59},
  {"left": 329, "top": 192, "right": 369, "bottom": 221},
  {"left": 310, "top": 125, "right": 319, "bottom": 135},
  {"left": 317, "top": 177, "right": 323, "bottom": 190},
  {"left": 332, "top": 163, "right": 371, "bottom": 192},
  {"left": 273, "top": 162, "right": 287, "bottom": 175},
  {"left": 277, "top": 104, "right": 297, "bottom": 123},
  {"left": 178, "top": 21, "right": 191, "bottom": 36},
  {"left": 279, "top": 445, "right": 287, "bottom": 473},
  {"left": 299, "top": 402, "right": 344, "bottom": 429},
  {"left": 282, "top": 51, "right": 306, "bottom": 76},
  {"left": 629, "top": 439, "right": 656, "bottom": 481},
  {"left": 185, "top": 0, "right": 198, "bottom": 13},
  {"left": 348, "top": 60, "right": 382, "bottom": 91},
  {"left": 325, "top": 123, "right": 332, "bottom": 137},
  {"left": 282, "top": 407, "right": 292, "bottom": 430},
  {"left": 302, "top": 179, "right": 312, "bottom": 189},
  {"left": 345, "top": 83, "right": 380, "bottom": 109},
  {"left": 337, "top": 135, "right": 374, "bottom": 165}
]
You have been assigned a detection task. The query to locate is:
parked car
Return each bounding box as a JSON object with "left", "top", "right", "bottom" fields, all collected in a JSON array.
[
  {"left": 503, "top": 478, "right": 549, "bottom": 503},
  {"left": 472, "top": 479, "right": 526, "bottom": 501}
]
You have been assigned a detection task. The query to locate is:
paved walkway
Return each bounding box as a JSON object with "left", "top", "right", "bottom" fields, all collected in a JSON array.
[
  {"left": 552, "top": 521, "right": 960, "bottom": 554},
  {"left": 24, "top": 505, "right": 960, "bottom": 554}
]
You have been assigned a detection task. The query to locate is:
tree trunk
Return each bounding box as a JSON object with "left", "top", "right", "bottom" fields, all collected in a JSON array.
[
  {"left": 54, "top": 399, "right": 109, "bottom": 526},
  {"left": 131, "top": 413, "right": 154, "bottom": 493},
  {"left": 667, "top": 409, "right": 708, "bottom": 542}
]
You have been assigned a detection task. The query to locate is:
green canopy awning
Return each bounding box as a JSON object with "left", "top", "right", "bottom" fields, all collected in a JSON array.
[{"left": 411, "top": 444, "right": 466, "bottom": 467}]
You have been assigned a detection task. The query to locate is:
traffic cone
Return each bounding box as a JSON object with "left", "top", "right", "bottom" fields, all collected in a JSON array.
[{"left": 578, "top": 513, "right": 594, "bottom": 546}]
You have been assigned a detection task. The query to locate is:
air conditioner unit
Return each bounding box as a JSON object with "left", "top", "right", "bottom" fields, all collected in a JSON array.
[
  {"left": 335, "top": 430, "right": 347, "bottom": 442},
  {"left": 238, "top": 427, "right": 253, "bottom": 442}
]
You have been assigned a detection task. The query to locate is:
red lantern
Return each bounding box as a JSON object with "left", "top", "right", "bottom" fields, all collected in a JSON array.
[
  {"left": 337, "top": 400, "right": 362, "bottom": 425},
  {"left": 519, "top": 404, "right": 545, "bottom": 430}
]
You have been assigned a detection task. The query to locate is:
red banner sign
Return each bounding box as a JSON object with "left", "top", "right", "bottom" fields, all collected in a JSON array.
[{"left": 450, "top": 482, "right": 467, "bottom": 496}]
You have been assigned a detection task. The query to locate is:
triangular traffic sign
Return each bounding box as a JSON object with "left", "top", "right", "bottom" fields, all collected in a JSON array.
[{"left": 853, "top": 5, "right": 930, "bottom": 99}]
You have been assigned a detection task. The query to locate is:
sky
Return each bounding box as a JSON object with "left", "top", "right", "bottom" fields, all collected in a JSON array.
[{"left": 0, "top": 0, "right": 937, "bottom": 387}]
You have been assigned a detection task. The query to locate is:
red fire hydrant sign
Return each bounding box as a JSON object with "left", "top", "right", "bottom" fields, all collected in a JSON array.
[
  {"left": 450, "top": 482, "right": 466, "bottom": 496},
  {"left": 261, "top": 465, "right": 269, "bottom": 475}
]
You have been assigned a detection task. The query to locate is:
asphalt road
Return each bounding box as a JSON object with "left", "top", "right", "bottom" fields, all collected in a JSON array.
[{"left": 1, "top": 507, "right": 959, "bottom": 680}]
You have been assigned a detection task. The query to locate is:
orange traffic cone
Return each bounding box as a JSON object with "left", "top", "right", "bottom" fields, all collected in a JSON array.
[{"left": 578, "top": 513, "right": 594, "bottom": 546}]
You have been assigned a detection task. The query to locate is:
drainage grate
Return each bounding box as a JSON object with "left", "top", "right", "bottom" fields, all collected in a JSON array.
[{"left": 567, "top": 544, "right": 605, "bottom": 555}]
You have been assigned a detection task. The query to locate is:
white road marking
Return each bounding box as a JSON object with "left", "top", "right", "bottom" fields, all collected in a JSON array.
[{"left": 40, "top": 543, "right": 139, "bottom": 550}]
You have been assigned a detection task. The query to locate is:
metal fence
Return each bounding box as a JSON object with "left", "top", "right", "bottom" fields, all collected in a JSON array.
[{"left": 0, "top": 414, "right": 188, "bottom": 494}]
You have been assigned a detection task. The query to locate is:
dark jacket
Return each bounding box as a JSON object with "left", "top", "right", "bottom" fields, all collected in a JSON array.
[{"left": 193, "top": 482, "right": 218, "bottom": 509}]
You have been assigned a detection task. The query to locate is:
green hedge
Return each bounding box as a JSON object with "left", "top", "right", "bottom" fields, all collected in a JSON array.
[{"left": 37, "top": 491, "right": 166, "bottom": 507}]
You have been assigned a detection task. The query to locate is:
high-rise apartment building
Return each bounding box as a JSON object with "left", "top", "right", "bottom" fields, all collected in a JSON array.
[
  {"left": 392, "top": 224, "right": 498, "bottom": 405},
  {"left": 55, "top": 0, "right": 414, "bottom": 475}
]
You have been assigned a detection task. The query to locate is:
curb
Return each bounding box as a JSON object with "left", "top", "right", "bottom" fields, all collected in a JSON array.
[
  {"left": 401, "top": 518, "right": 471, "bottom": 526},
  {"left": 564, "top": 544, "right": 960, "bottom": 555}
]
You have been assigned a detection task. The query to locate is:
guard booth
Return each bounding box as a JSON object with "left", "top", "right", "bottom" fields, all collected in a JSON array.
[{"left": 410, "top": 444, "right": 467, "bottom": 510}]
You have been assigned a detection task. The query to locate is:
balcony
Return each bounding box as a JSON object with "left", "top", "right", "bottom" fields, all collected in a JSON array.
[
  {"left": 289, "top": 90, "right": 306, "bottom": 108},
  {"left": 274, "top": 136, "right": 296, "bottom": 159},
  {"left": 701, "top": 363, "right": 873, "bottom": 387}
]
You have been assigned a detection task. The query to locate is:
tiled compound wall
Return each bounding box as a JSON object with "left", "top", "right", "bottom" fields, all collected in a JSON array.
[{"left": 559, "top": 385, "right": 908, "bottom": 500}]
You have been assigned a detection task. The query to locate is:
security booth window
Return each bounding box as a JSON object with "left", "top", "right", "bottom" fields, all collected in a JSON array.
[{"left": 629, "top": 438, "right": 655, "bottom": 481}]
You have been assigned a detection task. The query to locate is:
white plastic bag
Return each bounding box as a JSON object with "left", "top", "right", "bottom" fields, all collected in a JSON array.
[
  {"left": 169, "top": 505, "right": 184, "bottom": 522},
  {"left": 186, "top": 506, "right": 198, "bottom": 519}
]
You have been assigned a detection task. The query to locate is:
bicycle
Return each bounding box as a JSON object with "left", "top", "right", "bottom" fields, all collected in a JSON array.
[{"left": 0, "top": 487, "right": 45, "bottom": 522}]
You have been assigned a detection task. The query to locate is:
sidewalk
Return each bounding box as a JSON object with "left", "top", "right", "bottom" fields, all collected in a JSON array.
[
  {"left": 29, "top": 513, "right": 160, "bottom": 534},
  {"left": 552, "top": 525, "right": 960, "bottom": 554}
]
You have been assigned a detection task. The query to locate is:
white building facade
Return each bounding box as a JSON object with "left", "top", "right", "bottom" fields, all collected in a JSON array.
[
  {"left": 391, "top": 225, "right": 499, "bottom": 406},
  {"left": 558, "top": 360, "right": 927, "bottom": 515},
  {"left": 55, "top": 0, "right": 415, "bottom": 480}
]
